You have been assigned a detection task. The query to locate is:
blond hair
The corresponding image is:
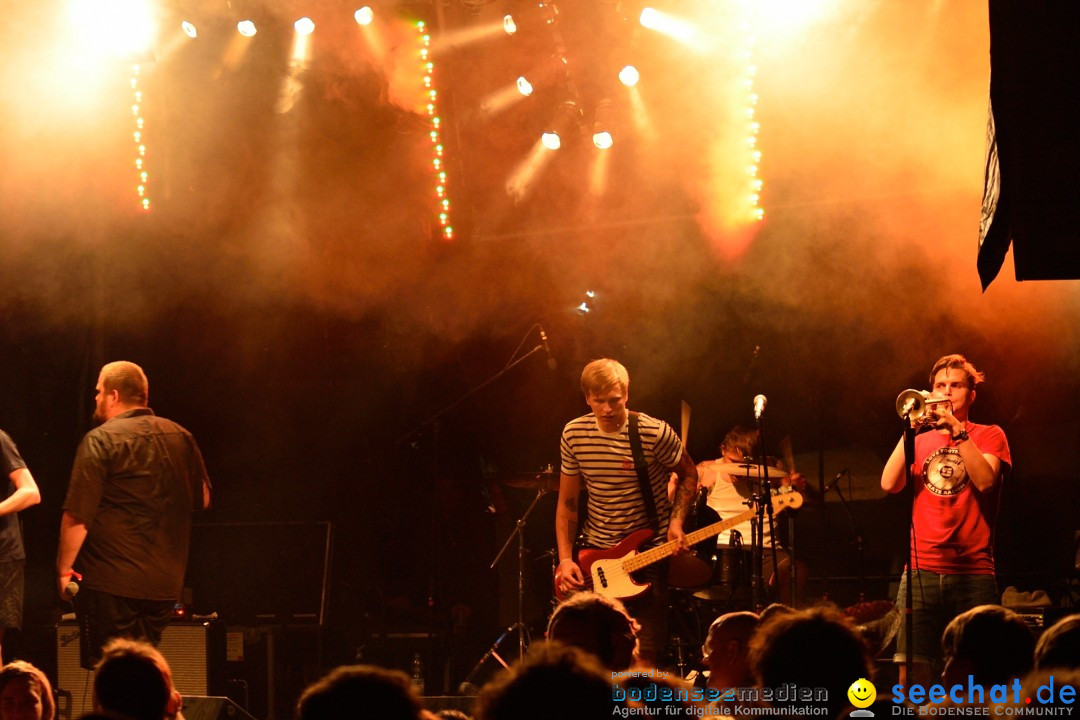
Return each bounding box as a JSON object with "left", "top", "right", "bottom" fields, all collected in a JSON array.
[{"left": 579, "top": 358, "right": 628, "bottom": 397}]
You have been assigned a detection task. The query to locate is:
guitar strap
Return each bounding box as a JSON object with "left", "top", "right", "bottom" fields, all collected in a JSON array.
[{"left": 628, "top": 411, "right": 660, "bottom": 532}]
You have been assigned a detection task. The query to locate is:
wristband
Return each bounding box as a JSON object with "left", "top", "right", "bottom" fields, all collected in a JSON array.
[{"left": 952, "top": 429, "right": 970, "bottom": 444}]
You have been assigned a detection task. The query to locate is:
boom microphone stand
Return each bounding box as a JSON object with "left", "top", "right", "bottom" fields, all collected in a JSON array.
[
  {"left": 825, "top": 470, "right": 866, "bottom": 602},
  {"left": 397, "top": 326, "right": 552, "bottom": 693}
]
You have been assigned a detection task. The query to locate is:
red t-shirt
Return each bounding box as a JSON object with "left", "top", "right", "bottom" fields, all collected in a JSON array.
[{"left": 910, "top": 422, "right": 1011, "bottom": 574}]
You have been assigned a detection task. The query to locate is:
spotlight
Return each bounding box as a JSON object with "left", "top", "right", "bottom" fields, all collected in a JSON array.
[
  {"left": 618, "top": 65, "right": 639, "bottom": 87},
  {"left": 67, "top": 0, "right": 157, "bottom": 58},
  {"left": 639, "top": 7, "right": 660, "bottom": 29},
  {"left": 294, "top": 17, "right": 315, "bottom": 35},
  {"left": 592, "top": 98, "right": 615, "bottom": 149},
  {"left": 354, "top": 6, "right": 374, "bottom": 26},
  {"left": 637, "top": 6, "right": 698, "bottom": 47},
  {"left": 181, "top": 20, "right": 197, "bottom": 38},
  {"left": 503, "top": 14, "right": 517, "bottom": 35},
  {"left": 516, "top": 76, "right": 533, "bottom": 96},
  {"left": 541, "top": 132, "right": 561, "bottom": 150},
  {"left": 237, "top": 20, "right": 257, "bottom": 37}
]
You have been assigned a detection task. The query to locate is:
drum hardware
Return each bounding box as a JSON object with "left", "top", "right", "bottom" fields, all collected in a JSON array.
[
  {"left": 473, "top": 473, "right": 553, "bottom": 681},
  {"left": 499, "top": 466, "right": 559, "bottom": 491},
  {"left": 671, "top": 634, "right": 690, "bottom": 679},
  {"left": 711, "top": 462, "right": 789, "bottom": 479}
]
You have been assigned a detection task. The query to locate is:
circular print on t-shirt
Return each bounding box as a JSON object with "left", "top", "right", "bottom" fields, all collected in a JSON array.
[{"left": 922, "top": 447, "right": 968, "bottom": 496}]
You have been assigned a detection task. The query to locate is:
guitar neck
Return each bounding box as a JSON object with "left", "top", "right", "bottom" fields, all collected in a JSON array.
[{"left": 623, "top": 507, "right": 757, "bottom": 573}]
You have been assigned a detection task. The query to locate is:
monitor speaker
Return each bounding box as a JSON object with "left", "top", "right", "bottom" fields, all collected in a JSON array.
[{"left": 55, "top": 620, "right": 225, "bottom": 720}]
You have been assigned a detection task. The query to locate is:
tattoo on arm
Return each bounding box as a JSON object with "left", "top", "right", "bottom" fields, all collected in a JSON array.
[
  {"left": 671, "top": 478, "right": 694, "bottom": 520},
  {"left": 564, "top": 496, "right": 578, "bottom": 513}
]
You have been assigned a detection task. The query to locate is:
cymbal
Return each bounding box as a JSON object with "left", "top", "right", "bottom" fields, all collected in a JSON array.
[
  {"left": 499, "top": 469, "right": 559, "bottom": 490},
  {"left": 711, "top": 462, "right": 789, "bottom": 479}
]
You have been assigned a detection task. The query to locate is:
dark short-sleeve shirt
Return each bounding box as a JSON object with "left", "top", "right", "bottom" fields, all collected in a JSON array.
[
  {"left": 63, "top": 408, "right": 209, "bottom": 600},
  {"left": 0, "top": 430, "right": 27, "bottom": 563}
]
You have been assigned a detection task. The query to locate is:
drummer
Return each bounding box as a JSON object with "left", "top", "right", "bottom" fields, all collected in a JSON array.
[{"left": 696, "top": 425, "right": 807, "bottom": 606}]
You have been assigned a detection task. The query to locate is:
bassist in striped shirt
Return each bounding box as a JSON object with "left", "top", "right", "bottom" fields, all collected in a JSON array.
[{"left": 554, "top": 358, "right": 698, "bottom": 665}]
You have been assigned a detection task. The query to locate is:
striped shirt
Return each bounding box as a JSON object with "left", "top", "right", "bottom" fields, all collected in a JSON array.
[{"left": 561, "top": 411, "right": 683, "bottom": 550}]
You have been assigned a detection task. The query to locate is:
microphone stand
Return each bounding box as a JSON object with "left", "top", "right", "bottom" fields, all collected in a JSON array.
[
  {"left": 826, "top": 471, "right": 866, "bottom": 602},
  {"left": 397, "top": 343, "right": 547, "bottom": 447},
  {"left": 900, "top": 414, "right": 917, "bottom": 686},
  {"left": 753, "top": 411, "right": 778, "bottom": 612},
  {"left": 489, "top": 487, "right": 549, "bottom": 663},
  {"left": 395, "top": 336, "right": 549, "bottom": 693}
]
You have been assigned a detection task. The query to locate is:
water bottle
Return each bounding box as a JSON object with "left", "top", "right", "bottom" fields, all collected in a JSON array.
[{"left": 410, "top": 653, "right": 425, "bottom": 694}]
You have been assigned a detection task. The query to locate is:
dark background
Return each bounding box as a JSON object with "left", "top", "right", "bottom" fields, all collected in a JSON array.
[{"left": 0, "top": 0, "right": 1077, "bottom": 706}]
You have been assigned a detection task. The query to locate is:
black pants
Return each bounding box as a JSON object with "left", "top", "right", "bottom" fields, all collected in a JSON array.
[
  {"left": 624, "top": 562, "right": 669, "bottom": 666},
  {"left": 76, "top": 588, "right": 175, "bottom": 669}
]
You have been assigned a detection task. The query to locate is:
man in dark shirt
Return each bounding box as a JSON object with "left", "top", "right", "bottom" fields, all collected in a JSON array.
[
  {"left": 57, "top": 361, "right": 211, "bottom": 667},
  {"left": 0, "top": 429, "right": 41, "bottom": 663}
]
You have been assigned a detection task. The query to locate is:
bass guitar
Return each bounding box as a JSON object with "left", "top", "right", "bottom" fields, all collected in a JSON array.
[{"left": 555, "top": 490, "right": 803, "bottom": 601}]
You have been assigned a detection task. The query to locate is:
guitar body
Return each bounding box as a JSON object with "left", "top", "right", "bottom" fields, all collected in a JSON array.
[
  {"left": 562, "top": 529, "right": 655, "bottom": 602},
  {"left": 554, "top": 492, "right": 804, "bottom": 602}
]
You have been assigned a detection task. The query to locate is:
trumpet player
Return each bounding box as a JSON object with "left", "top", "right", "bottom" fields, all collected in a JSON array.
[{"left": 881, "top": 354, "right": 1011, "bottom": 685}]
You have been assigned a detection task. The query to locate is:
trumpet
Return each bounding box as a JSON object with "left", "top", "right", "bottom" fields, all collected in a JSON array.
[{"left": 895, "top": 389, "right": 951, "bottom": 425}]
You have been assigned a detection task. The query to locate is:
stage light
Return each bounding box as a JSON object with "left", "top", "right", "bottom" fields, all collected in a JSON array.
[
  {"left": 541, "top": 100, "right": 582, "bottom": 148},
  {"left": 577, "top": 302, "right": 591, "bottom": 314},
  {"left": 294, "top": 17, "right": 315, "bottom": 35},
  {"left": 237, "top": 20, "right": 257, "bottom": 37},
  {"left": 618, "top": 65, "right": 639, "bottom": 87},
  {"left": 67, "top": 0, "right": 157, "bottom": 58},
  {"left": 503, "top": 15, "right": 517, "bottom": 35},
  {"left": 639, "top": 7, "right": 661, "bottom": 29},
  {"left": 638, "top": 7, "right": 698, "bottom": 47},
  {"left": 131, "top": 63, "right": 150, "bottom": 211},
  {"left": 592, "top": 98, "right": 615, "bottom": 149},
  {"left": 355, "top": 6, "right": 374, "bottom": 25},
  {"left": 418, "top": 22, "right": 454, "bottom": 241},
  {"left": 181, "top": 21, "right": 197, "bottom": 39},
  {"left": 516, "top": 76, "right": 534, "bottom": 96}
]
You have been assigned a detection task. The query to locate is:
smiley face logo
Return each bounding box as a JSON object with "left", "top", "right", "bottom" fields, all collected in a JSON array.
[{"left": 848, "top": 678, "right": 876, "bottom": 709}]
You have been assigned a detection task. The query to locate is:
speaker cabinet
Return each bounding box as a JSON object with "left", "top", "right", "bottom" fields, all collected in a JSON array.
[
  {"left": 182, "top": 696, "right": 257, "bottom": 720},
  {"left": 55, "top": 620, "right": 226, "bottom": 720}
]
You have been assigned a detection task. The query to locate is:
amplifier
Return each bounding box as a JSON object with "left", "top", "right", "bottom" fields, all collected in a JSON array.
[
  {"left": 182, "top": 695, "right": 257, "bottom": 720},
  {"left": 55, "top": 620, "right": 226, "bottom": 720}
]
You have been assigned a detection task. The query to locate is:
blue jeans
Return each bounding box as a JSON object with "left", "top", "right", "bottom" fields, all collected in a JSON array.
[{"left": 893, "top": 569, "right": 998, "bottom": 670}]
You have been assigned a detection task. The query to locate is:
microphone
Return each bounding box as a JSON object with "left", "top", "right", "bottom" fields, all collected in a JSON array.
[
  {"left": 539, "top": 327, "right": 557, "bottom": 370},
  {"left": 753, "top": 394, "right": 767, "bottom": 420},
  {"left": 63, "top": 579, "right": 79, "bottom": 602},
  {"left": 825, "top": 469, "right": 849, "bottom": 494}
]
